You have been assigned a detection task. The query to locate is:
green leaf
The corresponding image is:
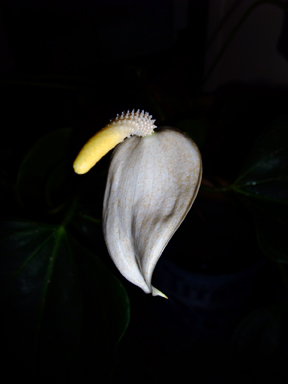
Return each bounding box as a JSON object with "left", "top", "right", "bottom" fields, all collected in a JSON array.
[
  {"left": 234, "top": 116, "right": 288, "bottom": 204},
  {"left": 233, "top": 117, "right": 288, "bottom": 262},
  {"left": 0, "top": 220, "right": 82, "bottom": 375},
  {"left": 71, "top": 213, "right": 103, "bottom": 253},
  {"left": 0, "top": 219, "right": 130, "bottom": 381},
  {"left": 229, "top": 303, "right": 288, "bottom": 383},
  {"left": 71, "top": 235, "right": 130, "bottom": 348},
  {"left": 15, "top": 128, "right": 74, "bottom": 208}
]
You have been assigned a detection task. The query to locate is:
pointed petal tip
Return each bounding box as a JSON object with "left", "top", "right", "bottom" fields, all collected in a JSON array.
[{"left": 151, "top": 286, "right": 168, "bottom": 299}]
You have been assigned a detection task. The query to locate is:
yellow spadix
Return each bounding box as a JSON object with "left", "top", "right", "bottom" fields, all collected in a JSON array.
[{"left": 73, "top": 110, "right": 156, "bottom": 174}]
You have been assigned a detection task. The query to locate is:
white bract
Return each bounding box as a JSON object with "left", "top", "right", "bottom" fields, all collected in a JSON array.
[{"left": 73, "top": 110, "right": 202, "bottom": 297}]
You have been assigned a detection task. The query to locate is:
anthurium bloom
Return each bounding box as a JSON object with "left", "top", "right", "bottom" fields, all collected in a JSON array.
[{"left": 73, "top": 110, "right": 202, "bottom": 297}]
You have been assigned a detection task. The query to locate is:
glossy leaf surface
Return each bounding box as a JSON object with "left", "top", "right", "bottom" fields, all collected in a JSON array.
[
  {"left": 234, "top": 116, "right": 288, "bottom": 204},
  {"left": 233, "top": 117, "right": 288, "bottom": 262},
  {"left": 0, "top": 219, "right": 130, "bottom": 381}
]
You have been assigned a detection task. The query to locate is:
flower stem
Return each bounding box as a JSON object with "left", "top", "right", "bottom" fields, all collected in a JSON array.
[
  {"left": 61, "top": 196, "right": 79, "bottom": 228},
  {"left": 200, "top": 184, "right": 233, "bottom": 193}
]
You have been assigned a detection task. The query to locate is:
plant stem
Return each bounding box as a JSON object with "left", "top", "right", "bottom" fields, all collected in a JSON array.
[
  {"left": 200, "top": 184, "right": 233, "bottom": 193},
  {"left": 61, "top": 196, "right": 79, "bottom": 227}
]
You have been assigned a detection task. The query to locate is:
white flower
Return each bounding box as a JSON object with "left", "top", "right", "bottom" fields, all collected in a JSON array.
[{"left": 73, "top": 110, "right": 202, "bottom": 297}]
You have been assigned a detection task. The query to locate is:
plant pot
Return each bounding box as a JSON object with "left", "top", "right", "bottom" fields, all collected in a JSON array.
[
  {"left": 153, "top": 255, "right": 266, "bottom": 343},
  {"left": 152, "top": 192, "right": 266, "bottom": 343}
]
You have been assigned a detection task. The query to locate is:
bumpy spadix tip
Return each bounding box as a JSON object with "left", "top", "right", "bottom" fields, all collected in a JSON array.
[
  {"left": 110, "top": 109, "right": 157, "bottom": 137},
  {"left": 73, "top": 109, "right": 156, "bottom": 174}
]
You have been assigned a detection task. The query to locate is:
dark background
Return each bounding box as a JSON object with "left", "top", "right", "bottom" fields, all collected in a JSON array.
[{"left": 1, "top": 1, "right": 288, "bottom": 384}]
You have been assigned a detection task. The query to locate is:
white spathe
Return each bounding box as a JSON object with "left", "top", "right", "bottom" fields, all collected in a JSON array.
[{"left": 103, "top": 127, "right": 202, "bottom": 297}]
